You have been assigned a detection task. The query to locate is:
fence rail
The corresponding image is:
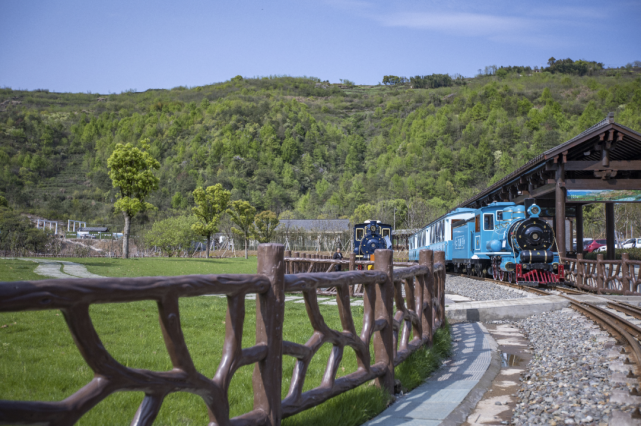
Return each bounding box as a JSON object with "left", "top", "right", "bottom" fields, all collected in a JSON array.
[
  {"left": 0, "top": 244, "right": 445, "bottom": 426},
  {"left": 562, "top": 253, "right": 641, "bottom": 295}
]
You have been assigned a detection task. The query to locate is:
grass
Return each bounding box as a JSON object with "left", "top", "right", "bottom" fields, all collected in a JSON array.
[
  {"left": 0, "top": 257, "right": 452, "bottom": 426},
  {"left": 0, "top": 259, "right": 43, "bottom": 281},
  {"left": 0, "top": 257, "right": 259, "bottom": 281}
]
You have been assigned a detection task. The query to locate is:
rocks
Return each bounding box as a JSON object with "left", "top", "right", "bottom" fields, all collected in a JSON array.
[
  {"left": 446, "top": 275, "right": 533, "bottom": 301},
  {"left": 511, "top": 308, "right": 640, "bottom": 425}
]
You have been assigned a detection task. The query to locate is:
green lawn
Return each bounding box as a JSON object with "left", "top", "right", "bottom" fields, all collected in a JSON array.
[
  {"left": 0, "top": 257, "right": 452, "bottom": 425},
  {"left": 66, "top": 257, "right": 259, "bottom": 277},
  {"left": 0, "top": 259, "right": 43, "bottom": 282}
]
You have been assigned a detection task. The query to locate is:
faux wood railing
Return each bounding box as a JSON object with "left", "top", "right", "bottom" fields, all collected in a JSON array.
[
  {"left": 562, "top": 253, "right": 641, "bottom": 295},
  {"left": 0, "top": 244, "right": 445, "bottom": 426}
]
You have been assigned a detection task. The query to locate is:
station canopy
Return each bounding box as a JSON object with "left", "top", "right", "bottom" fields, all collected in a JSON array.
[{"left": 456, "top": 113, "right": 641, "bottom": 260}]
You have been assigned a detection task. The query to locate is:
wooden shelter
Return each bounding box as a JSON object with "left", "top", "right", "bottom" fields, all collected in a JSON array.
[{"left": 456, "top": 113, "right": 641, "bottom": 260}]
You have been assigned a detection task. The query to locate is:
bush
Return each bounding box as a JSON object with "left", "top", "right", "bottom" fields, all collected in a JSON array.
[{"left": 583, "top": 248, "right": 641, "bottom": 261}]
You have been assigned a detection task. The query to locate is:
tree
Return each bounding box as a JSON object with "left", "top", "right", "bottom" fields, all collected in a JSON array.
[
  {"left": 227, "top": 200, "right": 256, "bottom": 259},
  {"left": 107, "top": 139, "right": 160, "bottom": 258},
  {"left": 0, "top": 196, "right": 8, "bottom": 208},
  {"left": 548, "top": 57, "right": 556, "bottom": 66},
  {"left": 144, "top": 215, "right": 197, "bottom": 257},
  {"left": 253, "top": 210, "right": 279, "bottom": 243},
  {"left": 191, "top": 184, "right": 231, "bottom": 258}
]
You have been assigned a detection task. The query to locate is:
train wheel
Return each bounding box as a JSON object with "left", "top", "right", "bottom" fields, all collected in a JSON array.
[
  {"left": 498, "top": 270, "right": 505, "bottom": 281},
  {"left": 508, "top": 272, "right": 515, "bottom": 283},
  {"left": 492, "top": 267, "right": 498, "bottom": 280}
]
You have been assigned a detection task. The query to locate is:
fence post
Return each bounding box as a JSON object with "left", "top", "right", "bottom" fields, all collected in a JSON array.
[
  {"left": 434, "top": 251, "right": 446, "bottom": 326},
  {"left": 293, "top": 252, "right": 299, "bottom": 274},
  {"left": 418, "top": 250, "right": 432, "bottom": 345},
  {"left": 254, "top": 244, "right": 285, "bottom": 426},
  {"left": 596, "top": 254, "right": 604, "bottom": 294},
  {"left": 576, "top": 253, "right": 584, "bottom": 288},
  {"left": 622, "top": 253, "right": 630, "bottom": 293},
  {"left": 374, "top": 249, "right": 395, "bottom": 394},
  {"left": 285, "top": 250, "right": 291, "bottom": 274}
]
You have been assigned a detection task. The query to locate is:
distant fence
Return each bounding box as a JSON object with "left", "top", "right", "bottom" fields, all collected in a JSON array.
[
  {"left": 0, "top": 245, "right": 445, "bottom": 426},
  {"left": 562, "top": 253, "right": 641, "bottom": 295}
]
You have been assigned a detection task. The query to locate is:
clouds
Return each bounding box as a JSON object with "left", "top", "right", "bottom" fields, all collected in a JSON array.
[{"left": 378, "top": 12, "right": 529, "bottom": 37}]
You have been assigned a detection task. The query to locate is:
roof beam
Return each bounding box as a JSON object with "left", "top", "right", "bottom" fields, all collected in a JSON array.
[
  {"left": 564, "top": 179, "right": 641, "bottom": 190},
  {"left": 564, "top": 160, "right": 641, "bottom": 171}
]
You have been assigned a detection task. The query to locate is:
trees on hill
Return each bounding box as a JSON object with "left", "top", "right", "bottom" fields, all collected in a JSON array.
[{"left": 227, "top": 201, "right": 256, "bottom": 260}]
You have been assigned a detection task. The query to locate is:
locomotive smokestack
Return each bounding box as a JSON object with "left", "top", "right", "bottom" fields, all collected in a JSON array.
[{"left": 524, "top": 198, "right": 535, "bottom": 218}]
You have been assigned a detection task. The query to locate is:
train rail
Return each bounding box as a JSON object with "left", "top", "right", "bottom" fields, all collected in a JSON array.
[{"left": 447, "top": 272, "right": 641, "bottom": 391}]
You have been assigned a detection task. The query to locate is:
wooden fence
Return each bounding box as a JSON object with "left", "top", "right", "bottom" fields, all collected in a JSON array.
[
  {"left": 0, "top": 244, "right": 445, "bottom": 426},
  {"left": 562, "top": 253, "right": 641, "bottom": 295}
]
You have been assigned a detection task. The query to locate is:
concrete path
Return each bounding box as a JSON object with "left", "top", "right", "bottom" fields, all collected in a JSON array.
[
  {"left": 364, "top": 322, "right": 499, "bottom": 426},
  {"left": 3, "top": 258, "right": 104, "bottom": 279}
]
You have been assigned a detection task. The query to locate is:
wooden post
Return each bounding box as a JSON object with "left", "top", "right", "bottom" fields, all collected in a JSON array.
[
  {"left": 605, "top": 203, "right": 615, "bottom": 261},
  {"left": 622, "top": 253, "right": 630, "bottom": 293},
  {"left": 576, "top": 253, "right": 584, "bottom": 288},
  {"left": 596, "top": 254, "right": 605, "bottom": 293},
  {"left": 419, "top": 250, "right": 433, "bottom": 345},
  {"left": 254, "top": 244, "right": 285, "bottom": 426},
  {"left": 555, "top": 162, "right": 566, "bottom": 257},
  {"left": 373, "top": 249, "right": 394, "bottom": 394},
  {"left": 349, "top": 253, "right": 355, "bottom": 271},
  {"left": 293, "top": 252, "right": 299, "bottom": 273},
  {"left": 285, "top": 250, "right": 291, "bottom": 274},
  {"left": 434, "top": 251, "right": 446, "bottom": 325},
  {"left": 576, "top": 205, "right": 584, "bottom": 255}
]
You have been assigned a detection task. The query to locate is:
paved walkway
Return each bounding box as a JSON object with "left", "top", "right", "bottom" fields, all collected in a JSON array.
[
  {"left": 364, "top": 322, "right": 497, "bottom": 426},
  {"left": 3, "top": 258, "right": 104, "bottom": 279}
]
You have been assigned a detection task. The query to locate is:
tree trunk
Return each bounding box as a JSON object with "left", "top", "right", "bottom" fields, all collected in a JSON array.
[
  {"left": 245, "top": 237, "right": 248, "bottom": 260},
  {"left": 122, "top": 212, "right": 131, "bottom": 259},
  {"left": 206, "top": 235, "right": 211, "bottom": 259}
]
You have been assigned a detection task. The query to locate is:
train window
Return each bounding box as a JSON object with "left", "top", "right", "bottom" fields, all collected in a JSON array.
[
  {"left": 356, "top": 228, "right": 364, "bottom": 240},
  {"left": 497, "top": 211, "right": 503, "bottom": 221},
  {"left": 483, "top": 214, "right": 494, "bottom": 231},
  {"left": 475, "top": 215, "right": 480, "bottom": 232},
  {"left": 382, "top": 228, "right": 390, "bottom": 238},
  {"left": 440, "top": 221, "right": 444, "bottom": 242}
]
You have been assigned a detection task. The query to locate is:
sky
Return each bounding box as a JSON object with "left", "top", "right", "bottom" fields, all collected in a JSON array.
[{"left": 1, "top": 0, "right": 640, "bottom": 94}]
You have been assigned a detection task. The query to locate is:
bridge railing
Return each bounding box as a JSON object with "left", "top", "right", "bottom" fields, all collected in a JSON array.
[
  {"left": 562, "top": 253, "right": 641, "bottom": 295},
  {"left": 0, "top": 244, "right": 445, "bottom": 426}
]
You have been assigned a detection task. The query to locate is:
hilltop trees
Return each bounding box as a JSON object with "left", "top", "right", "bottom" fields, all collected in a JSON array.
[
  {"left": 107, "top": 139, "right": 160, "bottom": 258},
  {"left": 191, "top": 184, "right": 231, "bottom": 258}
]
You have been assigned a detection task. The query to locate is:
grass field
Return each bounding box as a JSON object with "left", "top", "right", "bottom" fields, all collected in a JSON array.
[
  {"left": 0, "top": 259, "right": 43, "bottom": 281},
  {"left": 0, "top": 257, "right": 451, "bottom": 425}
]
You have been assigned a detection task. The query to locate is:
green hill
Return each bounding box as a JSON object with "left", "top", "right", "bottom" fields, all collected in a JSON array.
[{"left": 1, "top": 67, "right": 640, "bottom": 232}]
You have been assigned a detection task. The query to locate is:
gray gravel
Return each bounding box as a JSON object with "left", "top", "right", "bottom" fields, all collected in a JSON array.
[
  {"left": 512, "top": 308, "right": 640, "bottom": 425},
  {"left": 446, "top": 275, "right": 533, "bottom": 301}
]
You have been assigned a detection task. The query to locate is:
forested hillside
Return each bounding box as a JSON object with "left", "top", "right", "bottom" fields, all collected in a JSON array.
[{"left": 1, "top": 66, "right": 640, "bottom": 233}]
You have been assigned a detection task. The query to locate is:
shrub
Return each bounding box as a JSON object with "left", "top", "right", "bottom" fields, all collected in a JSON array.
[{"left": 583, "top": 248, "right": 641, "bottom": 261}]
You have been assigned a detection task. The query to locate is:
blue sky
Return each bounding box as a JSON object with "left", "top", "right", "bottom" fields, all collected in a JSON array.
[{"left": 1, "top": 0, "right": 640, "bottom": 93}]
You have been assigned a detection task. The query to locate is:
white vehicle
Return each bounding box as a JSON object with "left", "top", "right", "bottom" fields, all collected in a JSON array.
[
  {"left": 622, "top": 238, "right": 641, "bottom": 249},
  {"left": 595, "top": 245, "right": 608, "bottom": 252}
]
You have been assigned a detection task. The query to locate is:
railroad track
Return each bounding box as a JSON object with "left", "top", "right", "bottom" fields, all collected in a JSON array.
[{"left": 447, "top": 272, "right": 641, "bottom": 392}]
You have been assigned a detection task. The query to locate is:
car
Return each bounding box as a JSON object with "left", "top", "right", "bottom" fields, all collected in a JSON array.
[
  {"left": 622, "top": 238, "right": 641, "bottom": 249},
  {"left": 585, "top": 239, "right": 607, "bottom": 253},
  {"left": 595, "top": 245, "right": 608, "bottom": 252}
]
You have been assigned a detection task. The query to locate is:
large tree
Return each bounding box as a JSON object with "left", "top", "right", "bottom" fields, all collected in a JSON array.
[
  {"left": 253, "top": 210, "right": 279, "bottom": 243},
  {"left": 227, "top": 200, "right": 256, "bottom": 259},
  {"left": 107, "top": 139, "right": 160, "bottom": 259},
  {"left": 191, "top": 184, "right": 231, "bottom": 258}
]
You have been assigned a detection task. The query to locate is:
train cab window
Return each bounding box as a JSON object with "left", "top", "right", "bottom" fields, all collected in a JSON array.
[
  {"left": 496, "top": 211, "right": 503, "bottom": 221},
  {"left": 475, "top": 215, "right": 480, "bottom": 233},
  {"left": 483, "top": 214, "right": 494, "bottom": 231},
  {"left": 356, "top": 228, "right": 364, "bottom": 240},
  {"left": 382, "top": 228, "right": 390, "bottom": 238}
]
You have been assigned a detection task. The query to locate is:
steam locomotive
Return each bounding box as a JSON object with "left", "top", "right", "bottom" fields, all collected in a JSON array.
[
  {"left": 353, "top": 220, "right": 393, "bottom": 261},
  {"left": 409, "top": 200, "right": 563, "bottom": 286}
]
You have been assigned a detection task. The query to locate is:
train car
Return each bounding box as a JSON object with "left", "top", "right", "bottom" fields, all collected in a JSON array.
[
  {"left": 408, "top": 208, "right": 476, "bottom": 262},
  {"left": 354, "top": 220, "right": 393, "bottom": 261},
  {"left": 450, "top": 201, "right": 563, "bottom": 285}
]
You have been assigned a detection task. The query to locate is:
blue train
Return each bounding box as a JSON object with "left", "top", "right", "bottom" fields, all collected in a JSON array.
[
  {"left": 409, "top": 201, "right": 564, "bottom": 285},
  {"left": 353, "top": 220, "right": 393, "bottom": 262}
]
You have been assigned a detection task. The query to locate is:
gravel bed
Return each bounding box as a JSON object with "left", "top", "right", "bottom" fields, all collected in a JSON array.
[
  {"left": 512, "top": 308, "right": 638, "bottom": 425},
  {"left": 446, "top": 275, "right": 533, "bottom": 301}
]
